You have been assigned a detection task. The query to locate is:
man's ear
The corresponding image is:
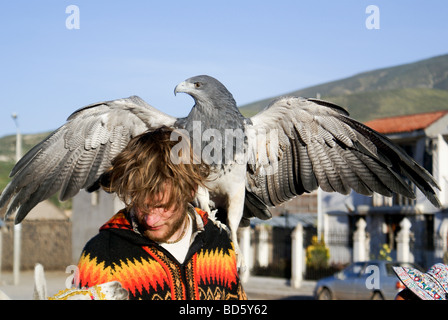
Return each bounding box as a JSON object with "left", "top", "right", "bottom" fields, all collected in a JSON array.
[{"left": 192, "top": 184, "right": 198, "bottom": 197}]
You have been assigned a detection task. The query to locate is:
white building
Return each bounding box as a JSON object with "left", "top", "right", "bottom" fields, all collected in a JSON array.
[{"left": 322, "top": 110, "right": 448, "bottom": 268}]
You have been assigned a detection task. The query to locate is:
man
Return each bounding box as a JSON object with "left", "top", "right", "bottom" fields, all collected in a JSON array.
[{"left": 75, "top": 127, "right": 247, "bottom": 300}]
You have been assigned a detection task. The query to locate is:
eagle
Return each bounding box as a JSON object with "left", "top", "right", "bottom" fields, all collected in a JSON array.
[{"left": 0, "top": 75, "right": 441, "bottom": 268}]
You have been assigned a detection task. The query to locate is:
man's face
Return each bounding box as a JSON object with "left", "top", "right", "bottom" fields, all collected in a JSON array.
[{"left": 134, "top": 188, "right": 186, "bottom": 243}]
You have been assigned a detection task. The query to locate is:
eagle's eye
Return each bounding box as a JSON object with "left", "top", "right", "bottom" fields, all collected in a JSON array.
[{"left": 194, "top": 82, "right": 202, "bottom": 89}]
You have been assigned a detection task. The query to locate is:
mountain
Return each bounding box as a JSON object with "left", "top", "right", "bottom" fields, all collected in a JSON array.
[
  {"left": 0, "top": 132, "right": 50, "bottom": 163},
  {"left": 239, "top": 54, "right": 448, "bottom": 122}
]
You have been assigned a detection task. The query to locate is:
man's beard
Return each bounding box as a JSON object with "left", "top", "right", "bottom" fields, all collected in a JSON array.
[{"left": 138, "top": 209, "right": 187, "bottom": 243}]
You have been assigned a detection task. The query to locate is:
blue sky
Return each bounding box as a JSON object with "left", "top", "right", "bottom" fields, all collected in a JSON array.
[{"left": 1, "top": 0, "right": 447, "bottom": 138}]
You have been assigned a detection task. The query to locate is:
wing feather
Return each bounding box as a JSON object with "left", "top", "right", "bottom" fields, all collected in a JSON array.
[
  {"left": 247, "top": 96, "right": 441, "bottom": 209},
  {"left": 0, "top": 96, "right": 177, "bottom": 223}
]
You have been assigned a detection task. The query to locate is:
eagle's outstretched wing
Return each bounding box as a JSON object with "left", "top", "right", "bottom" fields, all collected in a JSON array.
[
  {"left": 0, "top": 95, "right": 176, "bottom": 223},
  {"left": 245, "top": 96, "right": 441, "bottom": 213}
]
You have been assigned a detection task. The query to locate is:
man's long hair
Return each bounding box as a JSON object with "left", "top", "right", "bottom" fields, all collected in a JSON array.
[{"left": 100, "top": 127, "right": 210, "bottom": 212}]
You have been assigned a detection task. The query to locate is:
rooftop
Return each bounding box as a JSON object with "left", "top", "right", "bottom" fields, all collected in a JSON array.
[{"left": 364, "top": 110, "right": 448, "bottom": 134}]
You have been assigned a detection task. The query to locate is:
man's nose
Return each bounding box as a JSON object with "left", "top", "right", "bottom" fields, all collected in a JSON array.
[{"left": 145, "top": 212, "right": 162, "bottom": 226}]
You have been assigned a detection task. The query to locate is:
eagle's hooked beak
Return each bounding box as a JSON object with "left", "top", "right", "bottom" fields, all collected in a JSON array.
[{"left": 174, "top": 81, "right": 195, "bottom": 96}]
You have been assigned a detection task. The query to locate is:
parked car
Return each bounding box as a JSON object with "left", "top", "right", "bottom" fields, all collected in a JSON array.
[{"left": 313, "top": 260, "right": 422, "bottom": 300}]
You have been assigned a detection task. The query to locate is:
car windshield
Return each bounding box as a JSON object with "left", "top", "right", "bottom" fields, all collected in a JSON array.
[
  {"left": 343, "top": 262, "right": 366, "bottom": 277},
  {"left": 385, "top": 262, "right": 419, "bottom": 276}
]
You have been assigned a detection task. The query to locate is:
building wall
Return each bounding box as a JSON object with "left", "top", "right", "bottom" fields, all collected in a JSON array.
[
  {"left": 1, "top": 219, "right": 72, "bottom": 271},
  {"left": 270, "top": 192, "right": 318, "bottom": 216},
  {"left": 71, "top": 190, "right": 124, "bottom": 263},
  {"left": 435, "top": 134, "right": 448, "bottom": 205},
  {"left": 325, "top": 213, "right": 352, "bottom": 265}
]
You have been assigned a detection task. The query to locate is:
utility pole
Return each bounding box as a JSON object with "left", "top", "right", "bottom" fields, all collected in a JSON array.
[
  {"left": 316, "top": 91, "right": 324, "bottom": 242},
  {"left": 0, "top": 218, "right": 4, "bottom": 282},
  {"left": 317, "top": 187, "right": 323, "bottom": 241},
  {"left": 11, "top": 113, "right": 22, "bottom": 285}
]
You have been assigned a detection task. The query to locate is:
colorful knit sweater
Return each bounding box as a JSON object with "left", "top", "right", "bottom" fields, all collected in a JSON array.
[{"left": 76, "top": 207, "right": 247, "bottom": 300}]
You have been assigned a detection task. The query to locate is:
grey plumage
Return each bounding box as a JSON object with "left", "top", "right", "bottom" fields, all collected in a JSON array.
[
  {"left": 0, "top": 76, "right": 441, "bottom": 262},
  {"left": 246, "top": 96, "right": 440, "bottom": 211},
  {"left": 0, "top": 96, "right": 176, "bottom": 223}
]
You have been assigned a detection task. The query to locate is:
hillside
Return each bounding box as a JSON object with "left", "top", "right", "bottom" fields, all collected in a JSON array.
[
  {"left": 239, "top": 53, "right": 448, "bottom": 121},
  {"left": 0, "top": 132, "right": 50, "bottom": 163}
]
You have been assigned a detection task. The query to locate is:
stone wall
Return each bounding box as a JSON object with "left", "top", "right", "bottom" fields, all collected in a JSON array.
[{"left": 1, "top": 219, "right": 72, "bottom": 271}]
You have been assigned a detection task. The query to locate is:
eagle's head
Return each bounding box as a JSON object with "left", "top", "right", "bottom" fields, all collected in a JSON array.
[{"left": 174, "top": 75, "right": 236, "bottom": 108}]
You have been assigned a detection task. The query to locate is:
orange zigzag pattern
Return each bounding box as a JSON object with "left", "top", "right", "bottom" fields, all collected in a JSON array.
[
  {"left": 78, "top": 253, "right": 169, "bottom": 296},
  {"left": 194, "top": 246, "right": 238, "bottom": 288},
  {"left": 100, "top": 211, "right": 132, "bottom": 231}
]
